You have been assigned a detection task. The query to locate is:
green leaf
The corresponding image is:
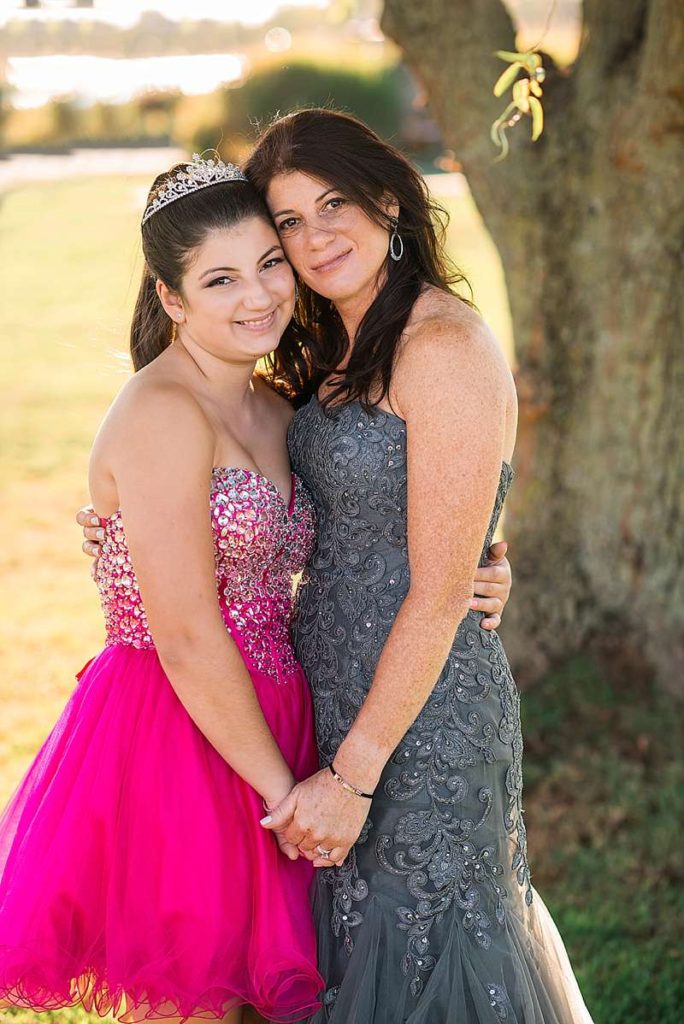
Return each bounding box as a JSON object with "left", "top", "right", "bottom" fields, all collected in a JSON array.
[
  {"left": 512, "top": 79, "right": 530, "bottom": 110},
  {"left": 494, "top": 127, "right": 510, "bottom": 161},
  {"left": 495, "top": 49, "right": 528, "bottom": 63},
  {"left": 493, "top": 63, "right": 522, "bottom": 97},
  {"left": 529, "top": 95, "right": 544, "bottom": 140}
]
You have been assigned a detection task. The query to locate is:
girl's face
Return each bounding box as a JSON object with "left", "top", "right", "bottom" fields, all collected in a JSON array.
[
  {"left": 159, "top": 216, "right": 295, "bottom": 363},
  {"left": 266, "top": 171, "right": 394, "bottom": 306}
]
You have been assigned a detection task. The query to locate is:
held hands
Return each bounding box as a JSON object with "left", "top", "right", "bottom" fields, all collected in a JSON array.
[
  {"left": 262, "top": 795, "right": 302, "bottom": 863},
  {"left": 261, "top": 767, "right": 371, "bottom": 869}
]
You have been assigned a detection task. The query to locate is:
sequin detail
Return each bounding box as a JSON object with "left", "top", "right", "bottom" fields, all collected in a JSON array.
[
  {"left": 95, "top": 512, "right": 153, "bottom": 650},
  {"left": 95, "top": 467, "right": 316, "bottom": 683}
]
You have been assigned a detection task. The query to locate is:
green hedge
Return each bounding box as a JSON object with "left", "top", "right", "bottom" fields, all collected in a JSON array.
[{"left": 191, "top": 59, "right": 406, "bottom": 161}]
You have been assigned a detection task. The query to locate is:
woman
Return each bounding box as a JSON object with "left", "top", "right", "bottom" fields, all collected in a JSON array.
[
  {"left": 0, "top": 156, "right": 324, "bottom": 1023},
  {"left": 247, "top": 109, "right": 595, "bottom": 1023}
]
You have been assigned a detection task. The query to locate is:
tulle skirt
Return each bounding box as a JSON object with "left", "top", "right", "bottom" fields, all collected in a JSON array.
[
  {"left": 0, "top": 643, "right": 324, "bottom": 1022},
  {"left": 309, "top": 880, "right": 593, "bottom": 1023}
]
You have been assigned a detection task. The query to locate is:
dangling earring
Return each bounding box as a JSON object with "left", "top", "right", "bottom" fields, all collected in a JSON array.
[
  {"left": 389, "top": 216, "right": 404, "bottom": 262},
  {"left": 171, "top": 310, "right": 182, "bottom": 343}
]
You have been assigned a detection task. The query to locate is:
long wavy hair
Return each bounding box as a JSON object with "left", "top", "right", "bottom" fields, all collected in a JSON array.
[
  {"left": 131, "top": 165, "right": 310, "bottom": 372},
  {"left": 244, "top": 108, "right": 471, "bottom": 409}
]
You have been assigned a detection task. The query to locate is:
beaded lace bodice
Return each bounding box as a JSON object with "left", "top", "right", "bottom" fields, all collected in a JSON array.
[{"left": 95, "top": 467, "right": 316, "bottom": 682}]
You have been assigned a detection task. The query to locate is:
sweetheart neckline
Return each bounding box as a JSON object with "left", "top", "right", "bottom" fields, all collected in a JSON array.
[{"left": 210, "top": 465, "right": 297, "bottom": 516}]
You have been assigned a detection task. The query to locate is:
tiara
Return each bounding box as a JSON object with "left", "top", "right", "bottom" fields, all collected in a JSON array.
[{"left": 141, "top": 153, "right": 248, "bottom": 225}]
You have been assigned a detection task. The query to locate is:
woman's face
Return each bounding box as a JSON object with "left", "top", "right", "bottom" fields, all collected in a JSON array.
[
  {"left": 266, "top": 171, "right": 393, "bottom": 306},
  {"left": 160, "top": 216, "right": 295, "bottom": 363}
]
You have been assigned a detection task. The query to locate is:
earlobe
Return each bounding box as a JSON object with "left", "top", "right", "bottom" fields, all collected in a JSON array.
[
  {"left": 381, "top": 193, "right": 400, "bottom": 222},
  {"left": 156, "top": 279, "right": 184, "bottom": 323}
]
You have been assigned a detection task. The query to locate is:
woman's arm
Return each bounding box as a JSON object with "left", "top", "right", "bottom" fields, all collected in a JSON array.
[
  {"left": 263, "top": 318, "right": 515, "bottom": 862},
  {"left": 104, "top": 384, "right": 296, "bottom": 811}
]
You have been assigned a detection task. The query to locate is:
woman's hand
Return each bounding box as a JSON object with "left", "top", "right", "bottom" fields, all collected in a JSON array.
[
  {"left": 77, "top": 505, "right": 104, "bottom": 571},
  {"left": 470, "top": 540, "right": 512, "bottom": 631},
  {"left": 261, "top": 767, "right": 371, "bottom": 868}
]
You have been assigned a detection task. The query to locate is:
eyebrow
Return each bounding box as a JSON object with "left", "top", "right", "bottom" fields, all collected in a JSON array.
[
  {"left": 271, "top": 188, "right": 336, "bottom": 219},
  {"left": 199, "top": 245, "right": 283, "bottom": 279}
]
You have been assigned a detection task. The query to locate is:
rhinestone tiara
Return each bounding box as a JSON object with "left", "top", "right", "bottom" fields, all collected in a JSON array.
[{"left": 141, "top": 153, "right": 249, "bottom": 226}]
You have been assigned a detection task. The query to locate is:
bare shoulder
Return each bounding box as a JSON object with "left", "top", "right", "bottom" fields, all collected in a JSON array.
[
  {"left": 91, "top": 368, "right": 213, "bottom": 473},
  {"left": 396, "top": 288, "right": 514, "bottom": 402},
  {"left": 253, "top": 375, "right": 296, "bottom": 429}
]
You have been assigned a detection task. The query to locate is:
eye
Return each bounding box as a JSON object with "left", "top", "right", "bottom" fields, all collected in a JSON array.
[
  {"left": 277, "top": 217, "right": 300, "bottom": 234},
  {"left": 261, "top": 256, "right": 286, "bottom": 271},
  {"left": 324, "top": 197, "right": 347, "bottom": 212},
  {"left": 207, "top": 275, "right": 234, "bottom": 287}
]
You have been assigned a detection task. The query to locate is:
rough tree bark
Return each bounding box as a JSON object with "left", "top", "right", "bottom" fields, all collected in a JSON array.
[{"left": 381, "top": 0, "right": 684, "bottom": 691}]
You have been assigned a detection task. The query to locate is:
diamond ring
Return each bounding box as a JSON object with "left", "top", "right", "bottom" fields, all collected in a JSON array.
[{"left": 316, "top": 845, "right": 333, "bottom": 858}]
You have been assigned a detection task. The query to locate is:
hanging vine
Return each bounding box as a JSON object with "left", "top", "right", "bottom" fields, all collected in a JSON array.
[{"left": 490, "top": 0, "right": 558, "bottom": 159}]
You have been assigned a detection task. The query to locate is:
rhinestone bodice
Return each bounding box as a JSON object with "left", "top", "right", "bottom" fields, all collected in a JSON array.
[{"left": 95, "top": 467, "right": 316, "bottom": 682}]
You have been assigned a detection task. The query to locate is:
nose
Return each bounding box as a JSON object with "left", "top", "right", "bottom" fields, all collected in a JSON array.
[
  {"left": 302, "top": 220, "right": 336, "bottom": 251},
  {"left": 241, "top": 275, "right": 275, "bottom": 310}
]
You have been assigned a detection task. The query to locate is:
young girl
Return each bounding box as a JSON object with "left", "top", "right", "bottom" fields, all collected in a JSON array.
[{"left": 0, "top": 156, "right": 324, "bottom": 1023}]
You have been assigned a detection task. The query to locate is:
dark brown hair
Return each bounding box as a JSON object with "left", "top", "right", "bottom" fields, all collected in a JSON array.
[
  {"left": 244, "top": 108, "right": 471, "bottom": 409},
  {"left": 131, "top": 166, "right": 273, "bottom": 371}
]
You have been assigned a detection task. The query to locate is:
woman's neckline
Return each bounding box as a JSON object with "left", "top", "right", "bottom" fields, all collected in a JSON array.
[{"left": 307, "top": 395, "right": 514, "bottom": 474}]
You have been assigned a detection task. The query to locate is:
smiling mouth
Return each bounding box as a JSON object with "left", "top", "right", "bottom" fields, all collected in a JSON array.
[
  {"left": 311, "top": 249, "right": 352, "bottom": 273},
  {"left": 235, "top": 310, "right": 277, "bottom": 330}
]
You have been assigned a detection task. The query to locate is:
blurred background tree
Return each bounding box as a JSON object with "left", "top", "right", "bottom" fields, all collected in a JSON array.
[{"left": 383, "top": 0, "right": 684, "bottom": 694}]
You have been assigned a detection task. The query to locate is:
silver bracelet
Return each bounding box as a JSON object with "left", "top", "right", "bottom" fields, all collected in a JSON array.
[{"left": 329, "top": 763, "right": 374, "bottom": 800}]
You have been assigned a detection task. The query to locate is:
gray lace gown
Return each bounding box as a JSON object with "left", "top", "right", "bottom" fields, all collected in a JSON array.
[{"left": 287, "top": 396, "right": 594, "bottom": 1024}]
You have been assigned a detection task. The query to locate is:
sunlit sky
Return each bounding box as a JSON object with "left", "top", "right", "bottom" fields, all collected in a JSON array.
[{"left": 0, "top": 0, "right": 330, "bottom": 29}]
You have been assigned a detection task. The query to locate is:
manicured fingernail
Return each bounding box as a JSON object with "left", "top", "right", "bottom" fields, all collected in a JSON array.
[
  {"left": 260, "top": 815, "right": 272, "bottom": 825},
  {"left": 96, "top": 529, "right": 105, "bottom": 540},
  {"left": 90, "top": 516, "right": 100, "bottom": 526},
  {"left": 470, "top": 599, "right": 478, "bottom": 608}
]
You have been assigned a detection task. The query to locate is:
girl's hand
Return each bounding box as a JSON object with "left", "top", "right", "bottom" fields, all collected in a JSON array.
[
  {"left": 263, "top": 784, "right": 301, "bottom": 862},
  {"left": 470, "top": 540, "right": 511, "bottom": 630}
]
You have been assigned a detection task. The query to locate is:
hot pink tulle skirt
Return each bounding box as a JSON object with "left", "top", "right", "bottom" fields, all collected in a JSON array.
[{"left": 0, "top": 643, "right": 323, "bottom": 1022}]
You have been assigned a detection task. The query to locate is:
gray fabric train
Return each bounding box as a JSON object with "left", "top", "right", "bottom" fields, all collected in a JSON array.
[{"left": 287, "top": 396, "right": 593, "bottom": 1024}]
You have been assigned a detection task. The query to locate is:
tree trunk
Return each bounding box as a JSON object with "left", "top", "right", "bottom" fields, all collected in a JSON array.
[{"left": 381, "top": 0, "right": 684, "bottom": 691}]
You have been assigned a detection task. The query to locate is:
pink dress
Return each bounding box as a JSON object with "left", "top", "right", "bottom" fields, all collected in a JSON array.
[{"left": 0, "top": 467, "right": 324, "bottom": 1022}]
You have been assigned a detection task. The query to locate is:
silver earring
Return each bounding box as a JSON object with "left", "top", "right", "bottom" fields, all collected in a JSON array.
[{"left": 389, "top": 216, "right": 404, "bottom": 261}]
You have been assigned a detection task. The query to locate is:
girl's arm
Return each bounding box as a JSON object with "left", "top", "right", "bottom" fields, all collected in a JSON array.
[{"left": 104, "top": 383, "right": 295, "bottom": 810}]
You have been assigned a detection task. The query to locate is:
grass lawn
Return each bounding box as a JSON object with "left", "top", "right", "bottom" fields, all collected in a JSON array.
[{"left": 1, "top": 173, "right": 681, "bottom": 1023}]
